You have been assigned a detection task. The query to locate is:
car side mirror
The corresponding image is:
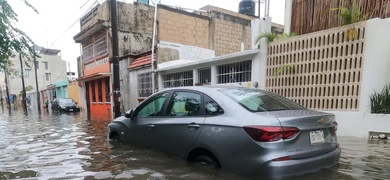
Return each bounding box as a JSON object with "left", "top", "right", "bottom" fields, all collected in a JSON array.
[{"left": 125, "top": 109, "right": 134, "bottom": 118}]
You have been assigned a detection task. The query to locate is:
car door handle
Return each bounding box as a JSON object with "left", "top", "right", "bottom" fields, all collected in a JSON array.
[
  {"left": 187, "top": 123, "right": 200, "bottom": 130},
  {"left": 147, "top": 124, "right": 155, "bottom": 130}
]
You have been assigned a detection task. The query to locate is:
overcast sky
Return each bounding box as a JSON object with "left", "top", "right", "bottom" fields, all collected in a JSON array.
[{"left": 10, "top": 0, "right": 285, "bottom": 74}]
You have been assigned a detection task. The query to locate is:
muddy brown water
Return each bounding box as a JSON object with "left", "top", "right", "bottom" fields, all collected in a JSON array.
[{"left": 0, "top": 109, "right": 389, "bottom": 179}]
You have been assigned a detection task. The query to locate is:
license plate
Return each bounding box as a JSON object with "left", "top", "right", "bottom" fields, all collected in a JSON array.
[
  {"left": 310, "top": 130, "right": 325, "bottom": 145},
  {"left": 69, "top": 109, "right": 74, "bottom": 112}
]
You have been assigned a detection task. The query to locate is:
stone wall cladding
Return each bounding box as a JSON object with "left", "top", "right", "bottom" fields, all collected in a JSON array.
[
  {"left": 80, "top": 3, "right": 109, "bottom": 30},
  {"left": 158, "top": 7, "right": 210, "bottom": 49},
  {"left": 208, "top": 7, "right": 254, "bottom": 56},
  {"left": 117, "top": 2, "right": 154, "bottom": 33}
]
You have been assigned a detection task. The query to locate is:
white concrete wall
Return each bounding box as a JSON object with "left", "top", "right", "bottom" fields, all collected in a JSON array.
[
  {"left": 257, "top": 17, "right": 271, "bottom": 89},
  {"left": 78, "top": 84, "right": 87, "bottom": 111},
  {"left": 329, "top": 18, "right": 390, "bottom": 138},
  {"left": 328, "top": 111, "right": 390, "bottom": 138},
  {"left": 359, "top": 18, "right": 390, "bottom": 113},
  {"left": 128, "top": 68, "right": 151, "bottom": 110},
  {"left": 158, "top": 41, "right": 215, "bottom": 61}
]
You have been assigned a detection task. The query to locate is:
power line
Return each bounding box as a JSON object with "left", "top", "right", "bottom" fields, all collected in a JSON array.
[
  {"left": 49, "top": 19, "right": 79, "bottom": 48},
  {"left": 80, "top": 0, "right": 92, "bottom": 9},
  {"left": 49, "top": 0, "right": 99, "bottom": 48}
]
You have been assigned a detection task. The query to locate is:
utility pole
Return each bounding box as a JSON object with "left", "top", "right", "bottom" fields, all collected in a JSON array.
[
  {"left": 4, "top": 68, "right": 11, "bottom": 114},
  {"left": 4, "top": 68, "right": 10, "bottom": 111},
  {"left": 33, "top": 46, "right": 41, "bottom": 115},
  {"left": 151, "top": 0, "right": 160, "bottom": 94},
  {"left": 0, "top": 85, "right": 3, "bottom": 108},
  {"left": 19, "top": 54, "right": 27, "bottom": 113},
  {"left": 110, "top": 0, "right": 121, "bottom": 118}
]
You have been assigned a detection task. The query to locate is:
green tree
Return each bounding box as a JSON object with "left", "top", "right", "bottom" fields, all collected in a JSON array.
[
  {"left": 0, "top": 0, "right": 39, "bottom": 70},
  {"left": 255, "top": 32, "right": 296, "bottom": 45},
  {"left": 19, "top": 85, "right": 33, "bottom": 97}
]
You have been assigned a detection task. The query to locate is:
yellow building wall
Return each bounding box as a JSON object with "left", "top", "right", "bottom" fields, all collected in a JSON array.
[{"left": 68, "top": 82, "right": 80, "bottom": 104}]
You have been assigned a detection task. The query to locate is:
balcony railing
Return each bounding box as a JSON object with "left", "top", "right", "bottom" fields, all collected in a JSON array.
[{"left": 82, "top": 36, "right": 108, "bottom": 63}]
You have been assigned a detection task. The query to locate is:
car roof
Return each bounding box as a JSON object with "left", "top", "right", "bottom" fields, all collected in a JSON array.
[{"left": 162, "top": 85, "right": 267, "bottom": 93}]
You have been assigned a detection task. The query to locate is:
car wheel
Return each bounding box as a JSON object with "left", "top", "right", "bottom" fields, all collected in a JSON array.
[
  {"left": 193, "top": 154, "right": 219, "bottom": 167},
  {"left": 111, "top": 134, "right": 121, "bottom": 142}
]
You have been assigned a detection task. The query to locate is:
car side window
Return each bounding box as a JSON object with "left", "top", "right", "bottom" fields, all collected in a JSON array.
[
  {"left": 136, "top": 92, "right": 169, "bottom": 118},
  {"left": 168, "top": 91, "right": 202, "bottom": 117},
  {"left": 204, "top": 95, "right": 224, "bottom": 116}
]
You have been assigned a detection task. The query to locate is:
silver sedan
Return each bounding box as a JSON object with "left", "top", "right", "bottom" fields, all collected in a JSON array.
[{"left": 107, "top": 86, "right": 340, "bottom": 178}]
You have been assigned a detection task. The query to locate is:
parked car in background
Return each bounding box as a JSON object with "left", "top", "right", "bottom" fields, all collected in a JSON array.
[
  {"left": 51, "top": 98, "right": 80, "bottom": 113},
  {"left": 107, "top": 86, "right": 340, "bottom": 179}
]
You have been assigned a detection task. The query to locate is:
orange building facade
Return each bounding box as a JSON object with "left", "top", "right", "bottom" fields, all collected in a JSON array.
[{"left": 75, "top": 26, "right": 112, "bottom": 120}]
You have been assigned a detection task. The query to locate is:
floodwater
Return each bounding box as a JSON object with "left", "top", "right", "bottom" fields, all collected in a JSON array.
[{"left": 0, "top": 109, "right": 389, "bottom": 180}]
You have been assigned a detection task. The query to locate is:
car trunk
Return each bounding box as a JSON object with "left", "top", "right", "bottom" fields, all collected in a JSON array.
[{"left": 267, "top": 110, "right": 338, "bottom": 159}]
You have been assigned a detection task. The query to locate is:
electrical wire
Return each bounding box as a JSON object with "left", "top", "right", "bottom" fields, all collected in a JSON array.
[{"left": 49, "top": 0, "right": 99, "bottom": 48}]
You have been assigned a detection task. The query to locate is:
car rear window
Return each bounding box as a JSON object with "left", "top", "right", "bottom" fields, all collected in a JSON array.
[
  {"left": 219, "top": 88, "right": 305, "bottom": 112},
  {"left": 58, "top": 99, "right": 73, "bottom": 103}
]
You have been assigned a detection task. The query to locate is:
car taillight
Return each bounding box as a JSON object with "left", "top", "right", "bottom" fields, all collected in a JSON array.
[
  {"left": 272, "top": 156, "right": 292, "bottom": 161},
  {"left": 243, "top": 126, "right": 300, "bottom": 142},
  {"left": 333, "top": 122, "right": 338, "bottom": 132}
]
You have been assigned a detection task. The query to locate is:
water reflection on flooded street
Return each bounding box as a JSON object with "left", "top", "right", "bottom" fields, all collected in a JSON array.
[{"left": 0, "top": 109, "right": 389, "bottom": 179}]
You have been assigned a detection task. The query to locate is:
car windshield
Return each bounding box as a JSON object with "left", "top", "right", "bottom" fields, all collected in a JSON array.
[
  {"left": 58, "top": 99, "right": 74, "bottom": 104},
  {"left": 219, "top": 88, "right": 305, "bottom": 112}
]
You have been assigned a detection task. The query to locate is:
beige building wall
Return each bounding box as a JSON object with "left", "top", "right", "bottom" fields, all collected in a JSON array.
[
  {"left": 157, "top": 5, "right": 255, "bottom": 59},
  {"left": 158, "top": 7, "right": 210, "bottom": 50},
  {"left": 213, "top": 18, "right": 252, "bottom": 56},
  {"left": 8, "top": 52, "right": 67, "bottom": 96},
  {"left": 204, "top": 6, "right": 254, "bottom": 56}
]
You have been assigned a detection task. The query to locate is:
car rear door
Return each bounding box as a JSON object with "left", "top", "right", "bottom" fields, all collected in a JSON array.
[
  {"left": 268, "top": 110, "right": 338, "bottom": 159},
  {"left": 150, "top": 90, "right": 205, "bottom": 158}
]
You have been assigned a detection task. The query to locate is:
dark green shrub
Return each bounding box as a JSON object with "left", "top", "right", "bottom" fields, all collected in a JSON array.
[{"left": 370, "top": 84, "right": 390, "bottom": 114}]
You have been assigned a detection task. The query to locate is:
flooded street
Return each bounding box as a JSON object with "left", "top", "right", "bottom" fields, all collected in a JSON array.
[{"left": 0, "top": 109, "right": 389, "bottom": 180}]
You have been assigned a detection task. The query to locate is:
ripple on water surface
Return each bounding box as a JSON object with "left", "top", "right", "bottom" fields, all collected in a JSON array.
[{"left": 0, "top": 110, "right": 390, "bottom": 179}]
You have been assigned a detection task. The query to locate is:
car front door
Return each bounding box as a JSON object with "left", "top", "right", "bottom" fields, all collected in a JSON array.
[
  {"left": 128, "top": 92, "right": 170, "bottom": 148},
  {"left": 151, "top": 90, "right": 205, "bottom": 158}
]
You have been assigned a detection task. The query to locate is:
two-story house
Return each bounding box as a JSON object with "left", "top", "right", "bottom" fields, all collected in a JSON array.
[{"left": 74, "top": 2, "right": 154, "bottom": 120}]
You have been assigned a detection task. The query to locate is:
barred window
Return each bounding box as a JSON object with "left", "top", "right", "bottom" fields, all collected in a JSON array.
[
  {"left": 25, "top": 69, "right": 30, "bottom": 77},
  {"left": 97, "top": 79, "right": 103, "bottom": 102},
  {"left": 82, "top": 30, "right": 107, "bottom": 63},
  {"left": 105, "top": 77, "right": 111, "bottom": 102},
  {"left": 138, "top": 72, "right": 153, "bottom": 97},
  {"left": 45, "top": 73, "right": 51, "bottom": 81},
  {"left": 163, "top": 71, "right": 193, "bottom": 88},
  {"left": 198, "top": 68, "right": 211, "bottom": 85},
  {"left": 217, "top": 60, "right": 252, "bottom": 84}
]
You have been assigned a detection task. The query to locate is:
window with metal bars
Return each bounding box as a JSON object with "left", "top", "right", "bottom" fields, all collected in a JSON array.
[
  {"left": 163, "top": 71, "right": 193, "bottom": 88},
  {"left": 105, "top": 77, "right": 110, "bottom": 102},
  {"left": 217, "top": 60, "right": 252, "bottom": 84},
  {"left": 138, "top": 72, "right": 153, "bottom": 97},
  {"left": 198, "top": 68, "right": 211, "bottom": 85},
  {"left": 82, "top": 30, "right": 107, "bottom": 63},
  {"left": 98, "top": 79, "right": 103, "bottom": 102}
]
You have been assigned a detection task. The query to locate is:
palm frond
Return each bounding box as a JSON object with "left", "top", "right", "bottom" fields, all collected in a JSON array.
[{"left": 255, "top": 32, "right": 276, "bottom": 45}]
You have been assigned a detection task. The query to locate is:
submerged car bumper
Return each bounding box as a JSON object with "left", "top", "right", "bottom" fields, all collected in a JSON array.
[
  {"left": 260, "top": 147, "right": 341, "bottom": 179},
  {"left": 60, "top": 107, "right": 80, "bottom": 112}
]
